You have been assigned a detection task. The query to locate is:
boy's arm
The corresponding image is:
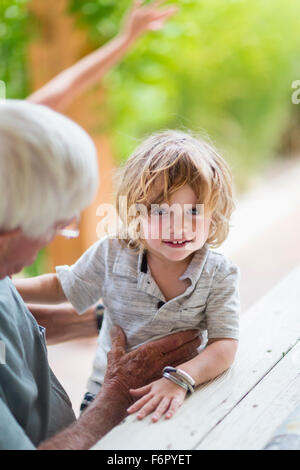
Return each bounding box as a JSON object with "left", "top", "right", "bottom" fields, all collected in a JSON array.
[
  {"left": 13, "top": 274, "right": 66, "bottom": 304},
  {"left": 26, "top": 303, "right": 99, "bottom": 345},
  {"left": 27, "top": 1, "right": 177, "bottom": 112},
  {"left": 174, "top": 337, "right": 238, "bottom": 385}
]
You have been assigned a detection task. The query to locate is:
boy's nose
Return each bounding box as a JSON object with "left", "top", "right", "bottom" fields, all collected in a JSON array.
[{"left": 168, "top": 211, "right": 185, "bottom": 238}]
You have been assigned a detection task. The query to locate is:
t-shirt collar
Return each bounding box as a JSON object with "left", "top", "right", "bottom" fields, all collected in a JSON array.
[{"left": 113, "top": 242, "right": 209, "bottom": 285}]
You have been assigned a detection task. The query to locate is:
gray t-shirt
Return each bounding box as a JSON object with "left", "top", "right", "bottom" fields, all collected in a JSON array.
[
  {"left": 0, "top": 277, "right": 75, "bottom": 450},
  {"left": 57, "top": 237, "right": 240, "bottom": 395}
]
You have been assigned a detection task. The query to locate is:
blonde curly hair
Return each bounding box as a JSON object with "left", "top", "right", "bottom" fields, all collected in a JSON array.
[{"left": 114, "top": 130, "right": 235, "bottom": 250}]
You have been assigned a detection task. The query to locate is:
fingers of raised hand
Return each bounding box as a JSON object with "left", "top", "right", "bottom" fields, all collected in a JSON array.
[
  {"left": 131, "top": 0, "right": 164, "bottom": 16},
  {"left": 148, "top": 0, "right": 169, "bottom": 10},
  {"left": 147, "top": 8, "right": 177, "bottom": 28},
  {"left": 133, "top": 0, "right": 144, "bottom": 8}
]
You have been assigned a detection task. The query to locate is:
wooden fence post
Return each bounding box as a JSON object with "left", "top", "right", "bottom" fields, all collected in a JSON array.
[{"left": 28, "top": 0, "right": 116, "bottom": 271}]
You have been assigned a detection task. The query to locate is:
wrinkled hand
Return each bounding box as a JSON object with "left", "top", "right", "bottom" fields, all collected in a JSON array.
[
  {"left": 103, "top": 326, "right": 201, "bottom": 403},
  {"left": 122, "top": 0, "right": 178, "bottom": 42},
  {"left": 127, "top": 377, "right": 187, "bottom": 422}
]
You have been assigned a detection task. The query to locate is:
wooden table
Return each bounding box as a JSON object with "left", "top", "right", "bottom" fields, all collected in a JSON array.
[{"left": 92, "top": 266, "right": 300, "bottom": 450}]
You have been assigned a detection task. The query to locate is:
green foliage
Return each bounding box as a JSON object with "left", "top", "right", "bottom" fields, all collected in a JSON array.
[
  {"left": 2, "top": 0, "right": 300, "bottom": 276},
  {"left": 0, "top": 0, "right": 31, "bottom": 98},
  {"left": 69, "top": 0, "right": 300, "bottom": 188},
  {"left": 0, "top": 0, "right": 43, "bottom": 277},
  {"left": 22, "top": 248, "right": 48, "bottom": 278}
]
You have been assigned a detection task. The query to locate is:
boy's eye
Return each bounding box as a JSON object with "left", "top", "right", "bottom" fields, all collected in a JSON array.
[
  {"left": 151, "top": 208, "right": 169, "bottom": 216},
  {"left": 187, "top": 207, "right": 200, "bottom": 215}
]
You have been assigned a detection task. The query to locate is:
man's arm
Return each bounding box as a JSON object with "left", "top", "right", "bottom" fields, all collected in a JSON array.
[
  {"left": 27, "top": 303, "right": 98, "bottom": 345},
  {"left": 38, "top": 326, "right": 201, "bottom": 450},
  {"left": 27, "top": 0, "right": 177, "bottom": 111},
  {"left": 38, "top": 382, "right": 130, "bottom": 450}
]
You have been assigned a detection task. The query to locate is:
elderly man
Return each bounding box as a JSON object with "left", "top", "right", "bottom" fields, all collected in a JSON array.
[{"left": 0, "top": 100, "right": 200, "bottom": 450}]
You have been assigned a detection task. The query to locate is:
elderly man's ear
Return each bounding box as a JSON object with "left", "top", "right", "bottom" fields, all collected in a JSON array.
[
  {"left": 0, "top": 229, "right": 22, "bottom": 274},
  {"left": 0, "top": 228, "right": 23, "bottom": 245},
  {"left": 0, "top": 228, "right": 42, "bottom": 279}
]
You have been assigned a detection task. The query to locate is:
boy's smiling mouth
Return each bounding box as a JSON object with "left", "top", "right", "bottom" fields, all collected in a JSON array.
[{"left": 162, "top": 239, "right": 193, "bottom": 247}]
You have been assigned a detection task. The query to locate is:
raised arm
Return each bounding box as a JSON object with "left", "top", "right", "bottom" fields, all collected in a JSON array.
[
  {"left": 13, "top": 274, "right": 66, "bottom": 304},
  {"left": 27, "top": 0, "right": 177, "bottom": 111}
]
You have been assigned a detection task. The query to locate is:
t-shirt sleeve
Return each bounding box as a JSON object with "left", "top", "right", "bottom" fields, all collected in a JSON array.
[
  {"left": 0, "top": 398, "right": 36, "bottom": 450},
  {"left": 56, "top": 237, "right": 108, "bottom": 315},
  {"left": 205, "top": 259, "right": 240, "bottom": 340}
]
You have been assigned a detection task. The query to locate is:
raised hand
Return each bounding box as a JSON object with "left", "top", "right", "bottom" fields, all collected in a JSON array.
[{"left": 121, "top": 0, "right": 178, "bottom": 42}]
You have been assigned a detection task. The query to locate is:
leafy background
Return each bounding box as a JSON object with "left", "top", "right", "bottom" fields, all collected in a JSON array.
[
  {"left": 2, "top": 0, "right": 300, "bottom": 183},
  {"left": 0, "top": 0, "right": 30, "bottom": 98},
  {"left": 1, "top": 0, "right": 300, "bottom": 275},
  {"left": 68, "top": 0, "right": 300, "bottom": 185}
]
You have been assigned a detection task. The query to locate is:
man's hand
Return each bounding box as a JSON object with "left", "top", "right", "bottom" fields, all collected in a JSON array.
[
  {"left": 103, "top": 326, "right": 201, "bottom": 404},
  {"left": 121, "top": 0, "right": 178, "bottom": 42},
  {"left": 38, "top": 327, "right": 200, "bottom": 449}
]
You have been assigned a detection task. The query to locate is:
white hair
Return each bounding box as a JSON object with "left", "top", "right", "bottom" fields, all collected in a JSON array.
[{"left": 0, "top": 99, "right": 99, "bottom": 237}]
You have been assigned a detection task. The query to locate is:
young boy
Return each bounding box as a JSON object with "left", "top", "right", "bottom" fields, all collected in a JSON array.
[{"left": 14, "top": 130, "right": 240, "bottom": 422}]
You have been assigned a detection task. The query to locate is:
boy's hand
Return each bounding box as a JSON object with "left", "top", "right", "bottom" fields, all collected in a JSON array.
[
  {"left": 121, "top": 0, "right": 178, "bottom": 42},
  {"left": 127, "top": 377, "right": 187, "bottom": 422}
]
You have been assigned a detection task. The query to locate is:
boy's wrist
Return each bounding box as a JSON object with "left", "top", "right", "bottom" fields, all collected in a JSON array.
[{"left": 162, "top": 367, "right": 195, "bottom": 394}]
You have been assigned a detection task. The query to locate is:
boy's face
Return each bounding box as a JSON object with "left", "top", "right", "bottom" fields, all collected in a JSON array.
[{"left": 141, "top": 183, "right": 211, "bottom": 263}]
